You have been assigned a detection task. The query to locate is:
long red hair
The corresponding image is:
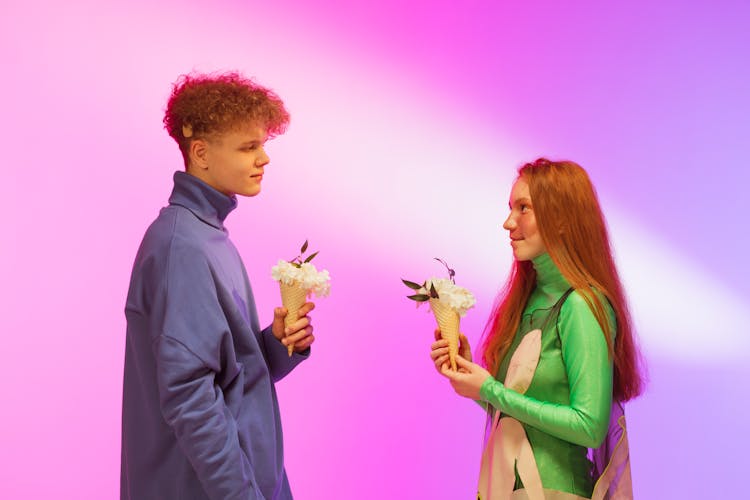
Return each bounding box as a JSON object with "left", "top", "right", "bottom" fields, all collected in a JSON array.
[{"left": 481, "top": 159, "right": 643, "bottom": 402}]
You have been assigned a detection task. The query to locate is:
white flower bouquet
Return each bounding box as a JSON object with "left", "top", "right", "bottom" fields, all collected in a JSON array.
[
  {"left": 271, "top": 240, "right": 330, "bottom": 355},
  {"left": 402, "top": 258, "right": 476, "bottom": 371}
]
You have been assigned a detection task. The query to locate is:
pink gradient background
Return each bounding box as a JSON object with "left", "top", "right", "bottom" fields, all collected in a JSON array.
[{"left": 2, "top": 0, "right": 749, "bottom": 498}]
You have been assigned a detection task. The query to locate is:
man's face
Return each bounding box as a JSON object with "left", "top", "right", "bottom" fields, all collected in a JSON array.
[{"left": 196, "top": 124, "right": 270, "bottom": 197}]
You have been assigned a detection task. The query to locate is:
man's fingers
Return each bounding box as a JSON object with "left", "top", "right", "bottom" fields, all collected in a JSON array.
[
  {"left": 285, "top": 316, "right": 311, "bottom": 335},
  {"left": 286, "top": 332, "right": 315, "bottom": 352},
  {"left": 274, "top": 307, "right": 288, "bottom": 319},
  {"left": 298, "top": 301, "right": 316, "bottom": 316},
  {"left": 283, "top": 325, "right": 314, "bottom": 344},
  {"left": 296, "top": 325, "right": 314, "bottom": 341},
  {"left": 295, "top": 333, "right": 315, "bottom": 350}
]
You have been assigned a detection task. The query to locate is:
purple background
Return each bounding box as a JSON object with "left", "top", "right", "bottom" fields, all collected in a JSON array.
[{"left": 2, "top": 0, "right": 748, "bottom": 498}]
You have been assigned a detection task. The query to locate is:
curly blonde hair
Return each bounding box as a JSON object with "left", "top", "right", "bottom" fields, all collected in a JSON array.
[{"left": 163, "top": 71, "right": 290, "bottom": 167}]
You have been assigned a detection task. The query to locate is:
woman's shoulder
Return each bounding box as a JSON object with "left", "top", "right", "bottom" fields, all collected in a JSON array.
[
  {"left": 559, "top": 287, "right": 617, "bottom": 336},
  {"left": 562, "top": 287, "right": 612, "bottom": 311}
]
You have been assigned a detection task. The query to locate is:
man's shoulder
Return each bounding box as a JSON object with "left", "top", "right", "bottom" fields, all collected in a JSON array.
[{"left": 136, "top": 205, "right": 214, "bottom": 264}]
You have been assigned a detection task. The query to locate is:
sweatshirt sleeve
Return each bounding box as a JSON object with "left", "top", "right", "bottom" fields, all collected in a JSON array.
[
  {"left": 259, "top": 325, "right": 310, "bottom": 382},
  {"left": 156, "top": 242, "right": 263, "bottom": 500},
  {"left": 479, "top": 291, "right": 613, "bottom": 448},
  {"left": 155, "top": 336, "right": 262, "bottom": 500}
]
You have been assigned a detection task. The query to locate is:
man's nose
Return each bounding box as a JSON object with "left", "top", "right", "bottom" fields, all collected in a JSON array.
[{"left": 257, "top": 149, "right": 270, "bottom": 166}]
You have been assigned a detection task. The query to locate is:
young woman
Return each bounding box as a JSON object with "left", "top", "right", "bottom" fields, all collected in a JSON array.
[{"left": 432, "top": 158, "right": 643, "bottom": 499}]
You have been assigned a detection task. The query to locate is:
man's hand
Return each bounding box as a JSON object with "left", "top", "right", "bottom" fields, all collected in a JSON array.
[
  {"left": 441, "top": 355, "right": 492, "bottom": 401},
  {"left": 272, "top": 302, "right": 316, "bottom": 353},
  {"left": 429, "top": 328, "right": 472, "bottom": 374}
]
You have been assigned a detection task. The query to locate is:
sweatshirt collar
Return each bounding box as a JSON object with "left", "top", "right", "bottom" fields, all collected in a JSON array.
[{"left": 168, "top": 171, "right": 238, "bottom": 229}]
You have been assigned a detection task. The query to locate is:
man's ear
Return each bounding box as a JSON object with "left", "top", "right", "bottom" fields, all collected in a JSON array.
[{"left": 187, "top": 139, "right": 209, "bottom": 170}]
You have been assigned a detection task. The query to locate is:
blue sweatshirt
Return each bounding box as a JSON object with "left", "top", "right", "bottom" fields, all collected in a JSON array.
[{"left": 121, "top": 172, "right": 307, "bottom": 500}]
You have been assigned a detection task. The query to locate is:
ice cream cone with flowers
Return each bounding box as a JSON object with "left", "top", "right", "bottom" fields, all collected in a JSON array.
[
  {"left": 402, "top": 258, "right": 476, "bottom": 371},
  {"left": 271, "top": 240, "right": 330, "bottom": 356}
]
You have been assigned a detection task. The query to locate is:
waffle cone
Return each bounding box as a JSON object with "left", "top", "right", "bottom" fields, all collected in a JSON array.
[
  {"left": 430, "top": 298, "right": 460, "bottom": 371},
  {"left": 279, "top": 281, "right": 308, "bottom": 356}
]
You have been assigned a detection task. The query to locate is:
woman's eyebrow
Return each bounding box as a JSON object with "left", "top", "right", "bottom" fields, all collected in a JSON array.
[{"left": 510, "top": 196, "right": 531, "bottom": 208}]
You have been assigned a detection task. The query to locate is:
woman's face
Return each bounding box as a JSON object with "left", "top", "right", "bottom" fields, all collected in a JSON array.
[{"left": 503, "top": 178, "right": 547, "bottom": 261}]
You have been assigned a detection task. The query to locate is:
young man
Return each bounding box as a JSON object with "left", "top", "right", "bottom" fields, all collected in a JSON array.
[{"left": 121, "top": 72, "right": 315, "bottom": 500}]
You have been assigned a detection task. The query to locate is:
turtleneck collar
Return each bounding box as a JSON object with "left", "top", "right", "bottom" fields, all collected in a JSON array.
[
  {"left": 526, "top": 252, "right": 571, "bottom": 309},
  {"left": 168, "top": 171, "right": 238, "bottom": 230}
]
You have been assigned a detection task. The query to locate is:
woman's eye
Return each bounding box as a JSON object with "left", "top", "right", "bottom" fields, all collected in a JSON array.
[{"left": 520, "top": 204, "right": 529, "bottom": 213}]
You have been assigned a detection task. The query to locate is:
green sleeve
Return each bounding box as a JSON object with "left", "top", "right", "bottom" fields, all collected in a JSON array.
[{"left": 479, "top": 291, "right": 613, "bottom": 448}]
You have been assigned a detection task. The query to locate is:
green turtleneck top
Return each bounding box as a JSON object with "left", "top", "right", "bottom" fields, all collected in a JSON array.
[{"left": 479, "top": 252, "right": 614, "bottom": 497}]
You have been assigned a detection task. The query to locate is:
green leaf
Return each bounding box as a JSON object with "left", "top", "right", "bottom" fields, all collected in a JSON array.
[
  {"left": 401, "top": 279, "right": 423, "bottom": 290},
  {"left": 429, "top": 283, "right": 439, "bottom": 298},
  {"left": 301, "top": 240, "right": 309, "bottom": 254},
  {"left": 303, "top": 251, "right": 319, "bottom": 263},
  {"left": 406, "top": 294, "right": 430, "bottom": 302},
  {"left": 292, "top": 262, "right": 301, "bottom": 268}
]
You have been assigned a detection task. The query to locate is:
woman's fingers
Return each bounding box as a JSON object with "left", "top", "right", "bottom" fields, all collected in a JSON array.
[
  {"left": 454, "top": 355, "right": 473, "bottom": 370},
  {"left": 435, "top": 355, "right": 450, "bottom": 371},
  {"left": 458, "top": 334, "right": 473, "bottom": 360},
  {"left": 430, "top": 339, "right": 448, "bottom": 350},
  {"left": 431, "top": 337, "right": 451, "bottom": 374},
  {"left": 430, "top": 346, "right": 449, "bottom": 360}
]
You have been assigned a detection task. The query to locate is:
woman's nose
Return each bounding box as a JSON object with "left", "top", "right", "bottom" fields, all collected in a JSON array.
[{"left": 502, "top": 215, "right": 515, "bottom": 230}]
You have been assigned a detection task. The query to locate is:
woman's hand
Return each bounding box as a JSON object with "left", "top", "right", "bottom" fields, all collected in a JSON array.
[
  {"left": 429, "top": 328, "right": 472, "bottom": 374},
  {"left": 441, "top": 355, "right": 492, "bottom": 401}
]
